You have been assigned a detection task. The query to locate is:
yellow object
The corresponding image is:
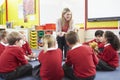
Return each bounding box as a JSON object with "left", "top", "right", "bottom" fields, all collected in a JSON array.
[
  {"left": 89, "top": 41, "right": 98, "bottom": 49},
  {"left": 0, "top": 2, "right": 6, "bottom": 25},
  {"left": 75, "top": 21, "right": 118, "bottom": 29},
  {"left": 89, "top": 41, "right": 99, "bottom": 53},
  {"left": 87, "top": 21, "right": 118, "bottom": 29},
  {"left": 29, "top": 30, "right": 37, "bottom": 49}
]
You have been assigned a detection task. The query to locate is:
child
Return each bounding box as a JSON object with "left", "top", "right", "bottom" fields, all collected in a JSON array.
[
  {"left": 0, "top": 31, "right": 32, "bottom": 80},
  {"left": 96, "top": 31, "right": 120, "bottom": 71},
  {"left": 38, "top": 34, "right": 64, "bottom": 80},
  {"left": 0, "top": 30, "right": 8, "bottom": 56},
  {"left": 38, "top": 36, "right": 43, "bottom": 49},
  {"left": 19, "top": 31, "right": 36, "bottom": 60},
  {"left": 63, "top": 31, "right": 99, "bottom": 80},
  {"left": 83, "top": 30, "right": 104, "bottom": 52}
]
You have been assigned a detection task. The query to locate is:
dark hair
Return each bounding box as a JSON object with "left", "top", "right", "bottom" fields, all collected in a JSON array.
[
  {"left": 7, "top": 31, "right": 22, "bottom": 45},
  {"left": 65, "top": 31, "right": 79, "bottom": 45},
  {"left": 95, "top": 30, "right": 104, "bottom": 37},
  {"left": 104, "top": 31, "right": 120, "bottom": 50}
]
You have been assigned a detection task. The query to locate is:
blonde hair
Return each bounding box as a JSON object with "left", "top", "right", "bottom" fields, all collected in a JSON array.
[
  {"left": 61, "top": 8, "right": 73, "bottom": 28},
  {"left": 42, "top": 34, "right": 56, "bottom": 53},
  {"left": 7, "top": 31, "right": 23, "bottom": 45},
  {"left": 19, "top": 31, "right": 25, "bottom": 34}
]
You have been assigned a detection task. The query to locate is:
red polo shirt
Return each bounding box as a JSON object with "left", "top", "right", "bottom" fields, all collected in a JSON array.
[
  {"left": 0, "top": 43, "right": 5, "bottom": 56},
  {"left": 66, "top": 44, "right": 99, "bottom": 78},
  {"left": 0, "top": 46, "right": 28, "bottom": 73},
  {"left": 38, "top": 48, "right": 64, "bottom": 80},
  {"left": 97, "top": 44, "right": 119, "bottom": 68},
  {"left": 22, "top": 41, "right": 32, "bottom": 55}
]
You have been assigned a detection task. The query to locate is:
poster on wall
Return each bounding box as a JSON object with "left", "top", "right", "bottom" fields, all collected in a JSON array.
[
  {"left": 23, "top": 0, "right": 35, "bottom": 22},
  {"left": 23, "top": 0, "right": 35, "bottom": 15}
]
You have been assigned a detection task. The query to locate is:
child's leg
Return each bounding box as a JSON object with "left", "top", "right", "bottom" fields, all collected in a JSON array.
[
  {"left": 0, "top": 63, "right": 32, "bottom": 80},
  {"left": 15, "top": 63, "right": 32, "bottom": 78},
  {"left": 63, "top": 63, "right": 95, "bottom": 80},
  {"left": 32, "top": 64, "right": 40, "bottom": 79},
  {"left": 0, "top": 64, "right": 32, "bottom": 80},
  {"left": 0, "top": 70, "right": 17, "bottom": 80},
  {"left": 63, "top": 63, "right": 75, "bottom": 80},
  {"left": 96, "top": 59, "right": 116, "bottom": 71}
]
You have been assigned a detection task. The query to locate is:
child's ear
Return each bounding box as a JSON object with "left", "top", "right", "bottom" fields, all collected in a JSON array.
[{"left": 15, "top": 40, "right": 18, "bottom": 45}]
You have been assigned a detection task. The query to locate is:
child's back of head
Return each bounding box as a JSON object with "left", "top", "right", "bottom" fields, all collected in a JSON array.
[
  {"left": 42, "top": 34, "right": 56, "bottom": 52},
  {"left": 104, "top": 31, "right": 120, "bottom": 50},
  {"left": 7, "top": 31, "right": 23, "bottom": 45},
  {"left": 65, "top": 31, "right": 79, "bottom": 45}
]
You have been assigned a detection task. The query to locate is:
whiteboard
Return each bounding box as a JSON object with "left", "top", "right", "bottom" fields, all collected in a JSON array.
[
  {"left": 88, "top": 0, "right": 120, "bottom": 19},
  {"left": 40, "top": 0, "right": 84, "bottom": 25}
]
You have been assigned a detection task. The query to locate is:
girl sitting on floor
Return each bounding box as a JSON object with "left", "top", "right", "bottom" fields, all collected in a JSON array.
[
  {"left": 96, "top": 31, "right": 120, "bottom": 71},
  {"left": 38, "top": 34, "right": 64, "bottom": 80}
]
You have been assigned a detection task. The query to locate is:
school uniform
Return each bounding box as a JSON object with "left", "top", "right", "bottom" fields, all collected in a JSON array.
[
  {"left": 63, "top": 44, "right": 99, "bottom": 80},
  {"left": 0, "top": 42, "right": 8, "bottom": 56},
  {"left": 22, "top": 41, "right": 32, "bottom": 55},
  {"left": 96, "top": 43, "right": 119, "bottom": 71},
  {"left": 0, "top": 46, "right": 32, "bottom": 80},
  {"left": 38, "top": 48, "right": 64, "bottom": 80}
]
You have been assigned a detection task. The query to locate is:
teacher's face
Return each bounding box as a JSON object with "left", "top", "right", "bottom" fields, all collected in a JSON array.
[{"left": 64, "top": 11, "right": 72, "bottom": 21}]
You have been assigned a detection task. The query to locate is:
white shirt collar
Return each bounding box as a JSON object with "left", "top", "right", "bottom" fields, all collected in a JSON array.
[
  {"left": 72, "top": 43, "right": 82, "bottom": 50},
  {"left": 0, "top": 42, "right": 8, "bottom": 46},
  {"left": 47, "top": 47, "right": 57, "bottom": 51},
  {"left": 104, "top": 43, "right": 110, "bottom": 47},
  {"left": 23, "top": 41, "right": 26, "bottom": 44}
]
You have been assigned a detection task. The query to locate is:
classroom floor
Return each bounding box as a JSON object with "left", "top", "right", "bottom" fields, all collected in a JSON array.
[
  {"left": 15, "top": 61, "right": 120, "bottom": 80},
  {"left": 0, "top": 49, "right": 120, "bottom": 80}
]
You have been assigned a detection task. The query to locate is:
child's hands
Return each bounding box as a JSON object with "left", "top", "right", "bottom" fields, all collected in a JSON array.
[
  {"left": 57, "top": 32, "right": 65, "bottom": 37},
  {"left": 28, "top": 53, "right": 36, "bottom": 58},
  {"left": 24, "top": 55, "right": 30, "bottom": 60},
  {"left": 28, "top": 53, "right": 38, "bottom": 61}
]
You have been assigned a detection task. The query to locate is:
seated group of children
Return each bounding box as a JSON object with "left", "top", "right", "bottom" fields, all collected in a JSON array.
[
  {"left": 0, "top": 30, "right": 120, "bottom": 80},
  {"left": 38, "top": 30, "right": 120, "bottom": 80},
  {"left": 0, "top": 30, "right": 36, "bottom": 80}
]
